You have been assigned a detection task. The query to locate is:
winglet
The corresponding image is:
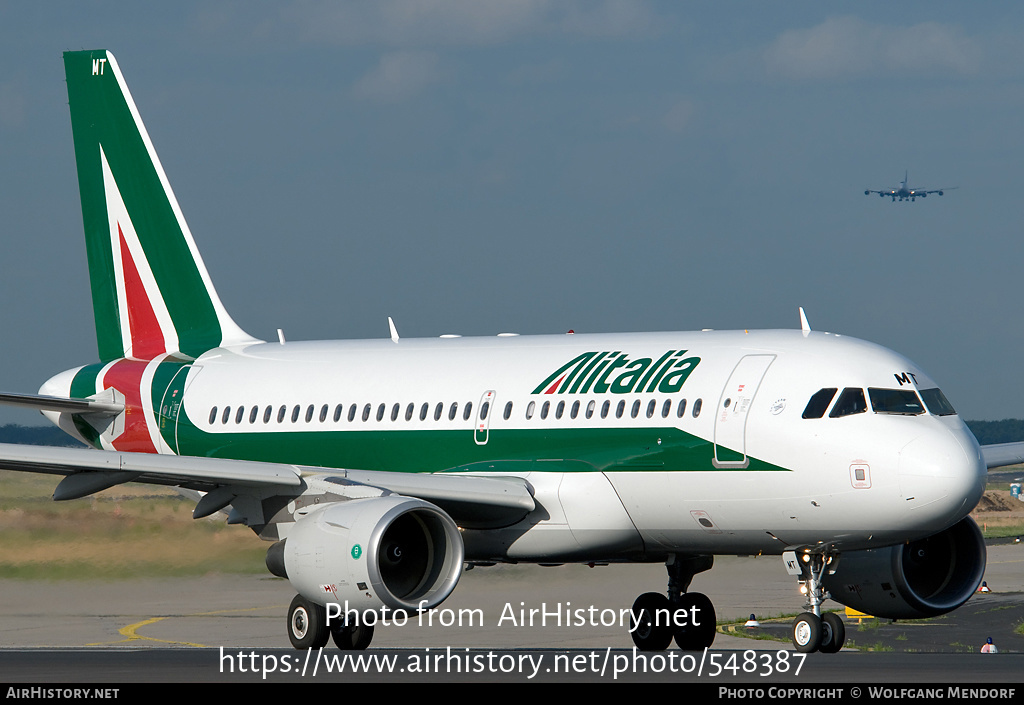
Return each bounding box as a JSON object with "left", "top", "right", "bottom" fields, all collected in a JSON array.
[
  {"left": 799, "top": 307, "right": 811, "bottom": 335},
  {"left": 388, "top": 316, "right": 400, "bottom": 343}
]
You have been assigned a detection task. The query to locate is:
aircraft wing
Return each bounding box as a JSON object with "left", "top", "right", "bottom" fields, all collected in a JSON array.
[
  {"left": 0, "top": 442, "right": 535, "bottom": 524},
  {"left": 980, "top": 442, "right": 1024, "bottom": 470}
]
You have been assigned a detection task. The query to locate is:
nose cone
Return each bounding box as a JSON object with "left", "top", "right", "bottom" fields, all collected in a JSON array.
[{"left": 899, "top": 423, "right": 985, "bottom": 530}]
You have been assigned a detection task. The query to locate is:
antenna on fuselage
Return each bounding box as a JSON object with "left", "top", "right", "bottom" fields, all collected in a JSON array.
[
  {"left": 799, "top": 307, "right": 811, "bottom": 336},
  {"left": 388, "top": 316, "right": 400, "bottom": 343}
]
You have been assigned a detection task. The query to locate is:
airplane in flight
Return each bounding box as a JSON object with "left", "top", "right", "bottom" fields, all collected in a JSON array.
[
  {"left": 865, "top": 171, "right": 956, "bottom": 202},
  {"left": 0, "top": 50, "right": 1015, "bottom": 656}
]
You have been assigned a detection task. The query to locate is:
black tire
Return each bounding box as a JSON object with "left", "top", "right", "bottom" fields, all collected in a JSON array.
[
  {"left": 330, "top": 618, "right": 375, "bottom": 650},
  {"left": 288, "top": 595, "right": 330, "bottom": 650},
  {"left": 630, "top": 592, "right": 673, "bottom": 651},
  {"left": 819, "top": 612, "right": 845, "bottom": 654},
  {"left": 673, "top": 592, "right": 717, "bottom": 650},
  {"left": 791, "top": 612, "right": 822, "bottom": 653}
]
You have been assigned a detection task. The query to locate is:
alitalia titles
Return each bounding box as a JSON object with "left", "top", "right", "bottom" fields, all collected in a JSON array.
[{"left": 532, "top": 350, "right": 700, "bottom": 395}]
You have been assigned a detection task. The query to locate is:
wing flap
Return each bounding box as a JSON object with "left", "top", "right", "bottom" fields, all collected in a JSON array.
[
  {"left": 0, "top": 443, "right": 535, "bottom": 527},
  {"left": 0, "top": 442, "right": 302, "bottom": 489}
]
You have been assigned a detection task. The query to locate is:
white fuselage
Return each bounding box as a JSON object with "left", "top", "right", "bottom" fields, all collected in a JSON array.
[{"left": 42, "top": 328, "right": 986, "bottom": 563}]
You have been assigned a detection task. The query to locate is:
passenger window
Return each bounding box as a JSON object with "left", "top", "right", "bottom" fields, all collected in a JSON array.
[
  {"left": 555, "top": 401, "right": 564, "bottom": 419},
  {"left": 829, "top": 388, "right": 867, "bottom": 418},
  {"left": 420, "top": 402, "right": 429, "bottom": 421},
  {"left": 504, "top": 401, "right": 513, "bottom": 420},
  {"left": 348, "top": 404, "right": 357, "bottom": 422},
  {"left": 526, "top": 401, "right": 535, "bottom": 420},
  {"left": 662, "top": 399, "right": 671, "bottom": 418},
  {"left": 602, "top": 400, "right": 610, "bottom": 419},
  {"left": 677, "top": 399, "right": 687, "bottom": 418},
  {"left": 571, "top": 401, "right": 580, "bottom": 419},
  {"left": 480, "top": 401, "right": 490, "bottom": 420},
  {"left": 320, "top": 404, "right": 329, "bottom": 423},
  {"left": 541, "top": 401, "right": 550, "bottom": 420},
  {"left": 448, "top": 402, "right": 458, "bottom": 421},
  {"left": 463, "top": 402, "right": 473, "bottom": 421},
  {"left": 250, "top": 406, "right": 259, "bottom": 424},
  {"left": 278, "top": 405, "right": 287, "bottom": 423},
  {"left": 377, "top": 403, "right": 386, "bottom": 421},
  {"left": 292, "top": 405, "right": 300, "bottom": 423},
  {"left": 434, "top": 402, "right": 443, "bottom": 421},
  {"left": 391, "top": 403, "right": 400, "bottom": 421},
  {"left": 406, "top": 403, "right": 415, "bottom": 421},
  {"left": 616, "top": 400, "right": 625, "bottom": 419},
  {"left": 264, "top": 405, "right": 273, "bottom": 424},
  {"left": 305, "top": 405, "right": 314, "bottom": 423},
  {"left": 868, "top": 388, "right": 924, "bottom": 415},
  {"left": 692, "top": 399, "right": 702, "bottom": 418},
  {"left": 236, "top": 406, "right": 245, "bottom": 424},
  {"left": 586, "top": 400, "right": 595, "bottom": 419},
  {"left": 334, "top": 404, "right": 343, "bottom": 422},
  {"left": 802, "top": 388, "right": 838, "bottom": 419},
  {"left": 631, "top": 400, "right": 641, "bottom": 418},
  {"left": 222, "top": 406, "right": 231, "bottom": 424},
  {"left": 363, "top": 404, "right": 372, "bottom": 422},
  {"left": 209, "top": 407, "right": 217, "bottom": 425},
  {"left": 647, "top": 399, "right": 656, "bottom": 418},
  {"left": 920, "top": 388, "right": 956, "bottom": 416}
]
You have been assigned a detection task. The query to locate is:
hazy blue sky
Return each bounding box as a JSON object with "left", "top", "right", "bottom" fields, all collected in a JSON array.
[{"left": 1, "top": 2, "right": 1023, "bottom": 423}]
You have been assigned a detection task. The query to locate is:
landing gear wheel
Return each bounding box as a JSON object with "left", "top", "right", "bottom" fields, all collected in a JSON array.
[
  {"left": 673, "top": 592, "right": 717, "bottom": 650},
  {"left": 818, "top": 612, "right": 845, "bottom": 653},
  {"left": 288, "top": 595, "right": 330, "bottom": 650},
  {"left": 330, "top": 618, "right": 375, "bottom": 650},
  {"left": 630, "top": 592, "right": 673, "bottom": 651},
  {"left": 792, "top": 612, "right": 822, "bottom": 653}
]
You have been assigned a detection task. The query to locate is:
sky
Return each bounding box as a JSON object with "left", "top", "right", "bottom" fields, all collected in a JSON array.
[{"left": 1, "top": 1, "right": 1023, "bottom": 423}]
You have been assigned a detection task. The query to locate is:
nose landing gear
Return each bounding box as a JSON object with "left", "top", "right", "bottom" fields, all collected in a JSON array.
[{"left": 784, "top": 550, "right": 846, "bottom": 653}]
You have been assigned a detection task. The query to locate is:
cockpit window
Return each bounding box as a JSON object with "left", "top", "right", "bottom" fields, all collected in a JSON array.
[
  {"left": 919, "top": 388, "right": 957, "bottom": 416},
  {"left": 829, "top": 388, "right": 867, "bottom": 418},
  {"left": 868, "top": 388, "right": 924, "bottom": 415},
  {"left": 802, "top": 388, "right": 838, "bottom": 419}
]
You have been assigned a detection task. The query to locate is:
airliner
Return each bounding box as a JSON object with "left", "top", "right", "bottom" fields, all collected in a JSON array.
[
  {"left": 0, "top": 51, "right": 1013, "bottom": 655},
  {"left": 864, "top": 171, "right": 956, "bottom": 202}
]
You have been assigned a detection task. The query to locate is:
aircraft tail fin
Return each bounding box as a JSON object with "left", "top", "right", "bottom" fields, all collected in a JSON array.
[{"left": 63, "top": 50, "right": 259, "bottom": 362}]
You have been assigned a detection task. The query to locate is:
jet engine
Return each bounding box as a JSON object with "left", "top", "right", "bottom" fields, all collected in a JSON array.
[
  {"left": 267, "top": 495, "right": 464, "bottom": 615},
  {"left": 823, "top": 517, "right": 985, "bottom": 619}
]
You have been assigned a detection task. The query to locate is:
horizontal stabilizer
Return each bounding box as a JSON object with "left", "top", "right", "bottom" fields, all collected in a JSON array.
[{"left": 0, "top": 391, "right": 124, "bottom": 416}]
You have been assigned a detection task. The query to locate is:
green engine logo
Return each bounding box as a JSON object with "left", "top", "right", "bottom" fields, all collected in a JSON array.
[{"left": 351, "top": 544, "right": 362, "bottom": 560}]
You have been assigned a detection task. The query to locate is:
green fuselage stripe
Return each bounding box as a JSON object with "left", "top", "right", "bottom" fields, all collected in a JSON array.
[{"left": 172, "top": 405, "right": 789, "bottom": 474}]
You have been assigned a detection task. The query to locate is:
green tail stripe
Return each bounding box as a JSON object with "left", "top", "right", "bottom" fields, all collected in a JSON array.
[{"left": 64, "top": 51, "right": 228, "bottom": 360}]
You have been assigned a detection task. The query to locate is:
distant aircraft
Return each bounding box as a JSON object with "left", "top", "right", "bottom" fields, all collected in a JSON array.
[
  {"left": 0, "top": 51, "right": 1012, "bottom": 656},
  {"left": 865, "top": 171, "right": 955, "bottom": 202}
]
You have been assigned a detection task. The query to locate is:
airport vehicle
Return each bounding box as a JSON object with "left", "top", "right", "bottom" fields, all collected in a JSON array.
[
  {"left": 0, "top": 51, "right": 1010, "bottom": 655},
  {"left": 864, "top": 171, "right": 955, "bottom": 201}
]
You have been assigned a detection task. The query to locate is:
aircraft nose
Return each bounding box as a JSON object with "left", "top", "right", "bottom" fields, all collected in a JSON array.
[{"left": 898, "top": 426, "right": 985, "bottom": 529}]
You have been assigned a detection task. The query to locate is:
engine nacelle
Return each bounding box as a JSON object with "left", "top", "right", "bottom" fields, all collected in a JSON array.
[
  {"left": 823, "top": 518, "right": 985, "bottom": 619},
  {"left": 271, "top": 496, "right": 464, "bottom": 615}
]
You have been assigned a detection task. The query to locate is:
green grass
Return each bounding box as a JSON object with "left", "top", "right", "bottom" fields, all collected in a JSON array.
[{"left": 0, "top": 470, "right": 267, "bottom": 580}]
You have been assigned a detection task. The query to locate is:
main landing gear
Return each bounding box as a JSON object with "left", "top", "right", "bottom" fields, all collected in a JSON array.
[
  {"left": 630, "top": 554, "right": 717, "bottom": 651},
  {"left": 287, "top": 595, "right": 375, "bottom": 650},
  {"left": 783, "top": 550, "right": 845, "bottom": 654}
]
